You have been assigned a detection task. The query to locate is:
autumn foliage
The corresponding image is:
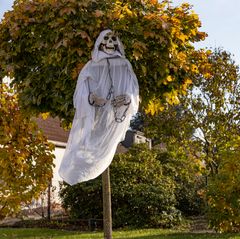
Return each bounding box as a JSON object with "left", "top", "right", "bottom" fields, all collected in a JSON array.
[
  {"left": 0, "top": 0, "right": 209, "bottom": 121},
  {"left": 0, "top": 83, "right": 55, "bottom": 219}
]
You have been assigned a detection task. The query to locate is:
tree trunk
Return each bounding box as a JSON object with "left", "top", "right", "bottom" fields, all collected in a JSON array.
[{"left": 102, "top": 167, "right": 112, "bottom": 239}]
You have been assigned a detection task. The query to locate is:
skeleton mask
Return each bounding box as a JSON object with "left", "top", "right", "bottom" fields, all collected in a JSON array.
[{"left": 99, "top": 32, "right": 118, "bottom": 55}]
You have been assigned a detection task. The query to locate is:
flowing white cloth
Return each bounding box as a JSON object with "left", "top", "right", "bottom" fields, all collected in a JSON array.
[{"left": 58, "top": 30, "right": 139, "bottom": 185}]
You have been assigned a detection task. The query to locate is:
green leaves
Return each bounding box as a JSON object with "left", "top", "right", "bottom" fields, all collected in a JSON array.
[
  {"left": 59, "top": 144, "right": 182, "bottom": 228},
  {"left": 0, "top": 0, "right": 209, "bottom": 122}
]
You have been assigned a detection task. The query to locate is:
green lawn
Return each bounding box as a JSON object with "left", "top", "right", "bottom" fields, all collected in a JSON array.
[{"left": 1, "top": 228, "right": 240, "bottom": 239}]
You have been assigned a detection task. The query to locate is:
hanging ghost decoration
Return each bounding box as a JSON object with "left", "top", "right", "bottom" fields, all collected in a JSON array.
[{"left": 59, "top": 29, "right": 139, "bottom": 185}]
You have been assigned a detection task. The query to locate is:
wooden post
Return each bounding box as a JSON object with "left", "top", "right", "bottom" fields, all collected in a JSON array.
[{"left": 102, "top": 167, "right": 112, "bottom": 239}]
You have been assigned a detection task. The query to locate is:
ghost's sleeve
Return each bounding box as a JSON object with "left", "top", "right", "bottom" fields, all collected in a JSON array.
[
  {"left": 126, "top": 60, "right": 139, "bottom": 115},
  {"left": 73, "top": 61, "right": 94, "bottom": 119}
]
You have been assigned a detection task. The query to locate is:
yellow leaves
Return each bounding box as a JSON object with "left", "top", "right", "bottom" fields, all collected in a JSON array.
[
  {"left": 111, "top": 1, "right": 135, "bottom": 20},
  {"left": 206, "top": 49, "right": 212, "bottom": 55},
  {"left": 190, "top": 64, "right": 199, "bottom": 74},
  {"left": 203, "top": 71, "right": 212, "bottom": 80},
  {"left": 163, "top": 75, "right": 174, "bottom": 85},
  {"left": 133, "top": 50, "right": 142, "bottom": 61},
  {"left": 178, "top": 33, "right": 188, "bottom": 43},
  {"left": 206, "top": 148, "right": 240, "bottom": 232},
  {"left": 177, "top": 52, "right": 187, "bottom": 66},
  {"left": 141, "top": 65, "right": 147, "bottom": 76},
  {"left": 173, "top": 31, "right": 188, "bottom": 43},
  {"left": 0, "top": 83, "right": 55, "bottom": 218},
  {"left": 191, "top": 13, "right": 199, "bottom": 21},
  {"left": 184, "top": 78, "right": 192, "bottom": 85},
  {"left": 163, "top": 91, "right": 180, "bottom": 105},
  {"left": 124, "top": 6, "right": 133, "bottom": 16},
  {"left": 40, "top": 112, "right": 50, "bottom": 120},
  {"left": 145, "top": 98, "right": 165, "bottom": 115}
]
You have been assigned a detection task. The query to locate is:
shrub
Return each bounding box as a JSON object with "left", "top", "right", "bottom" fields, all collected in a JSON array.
[
  {"left": 59, "top": 144, "right": 182, "bottom": 228},
  {"left": 206, "top": 148, "right": 240, "bottom": 232}
]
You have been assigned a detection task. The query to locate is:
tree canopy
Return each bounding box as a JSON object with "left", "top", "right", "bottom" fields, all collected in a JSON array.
[
  {"left": 0, "top": 0, "right": 209, "bottom": 122},
  {"left": 0, "top": 83, "right": 55, "bottom": 219}
]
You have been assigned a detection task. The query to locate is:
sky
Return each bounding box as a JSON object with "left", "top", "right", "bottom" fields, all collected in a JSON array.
[{"left": 0, "top": 0, "right": 240, "bottom": 64}]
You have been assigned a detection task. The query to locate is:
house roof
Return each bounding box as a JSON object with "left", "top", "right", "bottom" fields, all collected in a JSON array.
[
  {"left": 35, "top": 116, "right": 143, "bottom": 153},
  {"left": 35, "top": 117, "right": 69, "bottom": 143}
]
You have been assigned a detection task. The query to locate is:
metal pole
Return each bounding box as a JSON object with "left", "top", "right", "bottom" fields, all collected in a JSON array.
[
  {"left": 102, "top": 167, "right": 112, "bottom": 239},
  {"left": 47, "top": 180, "right": 51, "bottom": 220}
]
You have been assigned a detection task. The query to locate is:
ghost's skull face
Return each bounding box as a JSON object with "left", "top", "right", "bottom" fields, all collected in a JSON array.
[{"left": 100, "top": 32, "right": 118, "bottom": 55}]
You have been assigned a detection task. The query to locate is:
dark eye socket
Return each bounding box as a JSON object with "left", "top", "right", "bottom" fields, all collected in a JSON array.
[
  {"left": 112, "top": 36, "right": 117, "bottom": 41},
  {"left": 104, "top": 36, "right": 109, "bottom": 40}
]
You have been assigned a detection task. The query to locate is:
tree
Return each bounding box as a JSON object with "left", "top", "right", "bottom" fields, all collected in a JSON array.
[
  {"left": 184, "top": 49, "right": 240, "bottom": 176},
  {"left": 206, "top": 142, "right": 240, "bottom": 232},
  {"left": 0, "top": 0, "right": 209, "bottom": 122},
  {"left": 142, "top": 49, "right": 240, "bottom": 231},
  {"left": 0, "top": 83, "right": 55, "bottom": 219}
]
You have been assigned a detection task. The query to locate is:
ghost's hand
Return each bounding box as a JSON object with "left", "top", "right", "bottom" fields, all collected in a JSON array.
[
  {"left": 111, "top": 94, "right": 131, "bottom": 108},
  {"left": 88, "top": 93, "right": 107, "bottom": 107}
]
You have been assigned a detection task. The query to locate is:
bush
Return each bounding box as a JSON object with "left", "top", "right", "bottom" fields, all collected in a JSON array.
[
  {"left": 59, "top": 178, "right": 102, "bottom": 220},
  {"left": 155, "top": 150, "right": 205, "bottom": 217},
  {"left": 111, "top": 145, "right": 181, "bottom": 228},
  {"left": 206, "top": 149, "right": 240, "bottom": 232},
  {"left": 59, "top": 144, "right": 182, "bottom": 228}
]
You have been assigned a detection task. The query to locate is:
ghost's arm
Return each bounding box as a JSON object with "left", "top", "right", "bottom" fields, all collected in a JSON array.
[{"left": 88, "top": 92, "right": 107, "bottom": 107}]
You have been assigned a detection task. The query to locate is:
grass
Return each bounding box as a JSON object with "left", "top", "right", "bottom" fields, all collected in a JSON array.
[{"left": 1, "top": 228, "right": 240, "bottom": 239}]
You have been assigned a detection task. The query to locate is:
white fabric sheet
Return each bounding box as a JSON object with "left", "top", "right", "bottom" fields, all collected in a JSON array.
[{"left": 59, "top": 30, "right": 139, "bottom": 185}]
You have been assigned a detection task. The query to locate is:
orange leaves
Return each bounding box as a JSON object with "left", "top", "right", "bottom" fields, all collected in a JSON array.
[
  {"left": 94, "top": 10, "right": 104, "bottom": 18},
  {"left": 148, "top": 0, "right": 158, "bottom": 5}
]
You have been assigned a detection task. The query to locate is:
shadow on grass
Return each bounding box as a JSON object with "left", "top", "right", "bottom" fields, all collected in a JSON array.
[
  {"left": 1, "top": 228, "right": 240, "bottom": 239},
  {"left": 127, "top": 232, "right": 240, "bottom": 239},
  {"left": 0, "top": 228, "right": 82, "bottom": 238}
]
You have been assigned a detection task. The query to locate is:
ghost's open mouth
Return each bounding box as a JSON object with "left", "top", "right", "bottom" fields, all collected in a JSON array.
[{"left": 105, "top": 46, "right": 115, "bottom": 49}]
